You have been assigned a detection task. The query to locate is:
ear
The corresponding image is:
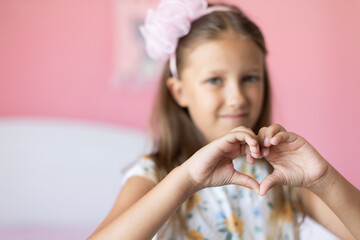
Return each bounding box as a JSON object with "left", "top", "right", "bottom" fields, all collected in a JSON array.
[{"left": 167, "top": 77, "right": 188, "bottom": 107}]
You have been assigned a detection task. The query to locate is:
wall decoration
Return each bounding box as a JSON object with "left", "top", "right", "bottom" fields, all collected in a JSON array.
[{"left": 111, "top": 0, "right": 162, "bottom": 89}]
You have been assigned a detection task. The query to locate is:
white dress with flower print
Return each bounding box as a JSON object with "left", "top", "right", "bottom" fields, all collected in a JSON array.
[{"left": 121, "top": 156, "right": 297, "bottom": 240}]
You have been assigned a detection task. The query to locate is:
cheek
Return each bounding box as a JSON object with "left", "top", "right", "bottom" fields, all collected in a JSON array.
[
  {"left": 197, "top": 93, "right": 222, "bottom": 115},
  {"left": 257, "top": 87, "right": 265, "bottom": 107},
  {"left": 187, "top": 93, "right": 221, "bottom": 123},
  {"left": 257, "top": 87, "right": 265, "bottom": 117},
  {"left": 248, "top": 85, "right": 265, "bottom": 111}
]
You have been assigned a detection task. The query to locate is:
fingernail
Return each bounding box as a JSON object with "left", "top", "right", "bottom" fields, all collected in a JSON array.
[
  {"left": 251, "top": 146, "right": 259, "bottom": 153},
  {"left": 264, "top": 137, "right": 270, "bottom": 146}
]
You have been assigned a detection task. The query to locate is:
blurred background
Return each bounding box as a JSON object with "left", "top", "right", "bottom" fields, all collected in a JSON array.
[{"left": 0, "top": 0, "right": 359, "bottom": 239}]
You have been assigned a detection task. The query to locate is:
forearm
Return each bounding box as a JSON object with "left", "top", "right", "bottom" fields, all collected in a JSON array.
[
  {"left": 309, "top": 164, "right": 360, "bottom": 239},
  {"left": 88, "top": 166, "right": 197, "bottom": 240}
]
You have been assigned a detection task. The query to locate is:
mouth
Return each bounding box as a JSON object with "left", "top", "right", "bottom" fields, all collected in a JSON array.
[{"left": 220, "top": 113, "right": 249, "bottom": 120}]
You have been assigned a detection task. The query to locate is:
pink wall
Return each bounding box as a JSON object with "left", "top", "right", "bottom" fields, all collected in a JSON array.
[
  {"left": 0, "top": 0, "right": 156, "bottom": 129},
  {"left": 0, "top": 0, "right": 359, "bottom": 188}
]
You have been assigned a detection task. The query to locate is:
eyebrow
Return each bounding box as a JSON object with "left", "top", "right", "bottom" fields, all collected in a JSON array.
[
  {"left": 206, "top": 68, "right": 262, "bottom": 75},
  {"left": 208, "top": 70, "right": 226, "bottom": 75},
  {"left": 246, "top": 68, "right": 262, "bottom": 73}
]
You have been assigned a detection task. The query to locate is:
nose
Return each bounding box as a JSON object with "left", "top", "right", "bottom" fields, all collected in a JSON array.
[{"left": 226, "top": 82, "right": 247, "bottom": 108}]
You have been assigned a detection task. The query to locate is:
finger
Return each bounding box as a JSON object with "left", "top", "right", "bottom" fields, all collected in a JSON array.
[
  {"left": 259, "top": 171, "right": 285, "bottom": 196},
  {"left": 270, "top": 131, "right": 297, "bottom": 146},
  {"left": 219, "top": 131, "right": 260, "bottom": 159},
  {"left": 228, "top": 131, "right": 260, "bottom": 154},
  {"left": 257, "top": 127, "right": 269, "bottom": 158},
  {"left": 231, "top": 172, "right": 260, "bottom": 193},
  {"left": 259, "top": 175, "right": 278, "bottom": 196},
  {"left": 257, "top": 126, "right": 268, "bottom": 148},
  {"left": 245, "top": 145, "right": 255, "bottom": 165},
  {"left": 240, "top": 132, "right": 260, "bottom": 156},
  {"left": 230, "top": 126, "right": 257, "bottom": 139},
  {"left": 259, "top": 124, "right": 287, "bottom": 148},
  {"left": 261, "top": 147, "right": 269, "bottom": 157},
  {"left": 241, "top": 134, "right": 262, "bottom": 159},
  {"left": 223, "top": 131, "right": 263, "bottom": 159},
  {"left": 225, "top": 130, "right": 257, "bottom": 145}
]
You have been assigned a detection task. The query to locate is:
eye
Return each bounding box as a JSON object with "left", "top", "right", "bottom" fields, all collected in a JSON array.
[
  {"left": 243, "top": 75, "right": 259, "bottom": 83},
  {"left": 206, "top": 77, "right": 222, "bottom": 85}
]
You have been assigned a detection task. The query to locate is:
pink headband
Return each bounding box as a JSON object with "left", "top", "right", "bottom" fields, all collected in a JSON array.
[{"left": 139, "top": 0, "right": 234, "bottom": 78}]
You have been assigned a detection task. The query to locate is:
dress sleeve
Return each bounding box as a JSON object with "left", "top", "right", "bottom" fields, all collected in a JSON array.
[{"left": 121, "top": 156, "right": 159, "bottom": 186}]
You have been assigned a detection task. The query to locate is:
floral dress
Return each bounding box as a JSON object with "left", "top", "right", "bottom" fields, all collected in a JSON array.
[{"left": 121, "top": 156, "right": 297, "bottom": 240}]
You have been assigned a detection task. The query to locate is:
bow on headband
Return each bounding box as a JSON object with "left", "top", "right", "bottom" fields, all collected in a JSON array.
[
  {"left": 139, "top": 0, "right": 208, "bottom": 62},
  {"left": 140, "top": 0, "right": 232, "bottom": 78}
]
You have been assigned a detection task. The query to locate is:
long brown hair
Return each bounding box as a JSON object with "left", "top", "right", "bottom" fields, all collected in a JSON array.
[
  {"left": 148, "top": 4, "right": 271, "bottom": 175},
  {"left": 146, "top": 3, "right": 303, "bottom": 237}
]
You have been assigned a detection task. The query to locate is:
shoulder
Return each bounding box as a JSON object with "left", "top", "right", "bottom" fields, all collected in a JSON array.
[
  {"left": 121, "top": 156, "right": 160, "bottom": 186},
  {"left": 119, "top": 175, "right": 156, "bottom": 207},
  {"left": 118, "top": 156, "right": 160, "bottom": 211}
]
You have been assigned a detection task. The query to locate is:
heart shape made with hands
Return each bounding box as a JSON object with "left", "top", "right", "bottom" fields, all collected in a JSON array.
[
  {"left": 232, "top": 134, "right": 288, "bottom": 196},
  {"left": 191, "top": 129, "right": 285, "bottom": 196},
  {"left": 189, "top": 127, "right": 326, "bottom": 196},
  {"left": 217, "top": 128, "right": 296, "bottom": 196},
  {"left": 239, "top": 139, "right": 274, "bottom": 196},
  {"left": 230, "top": 129, "right": 326, "bottom": 196}
]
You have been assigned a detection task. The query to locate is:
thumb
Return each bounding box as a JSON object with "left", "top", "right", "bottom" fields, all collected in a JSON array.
[
  {"left": 259, "top": 171, "right": 285, "bottom": 196},
  {"left": 231, "top": 172, "right": 260, "bottom": 193}
]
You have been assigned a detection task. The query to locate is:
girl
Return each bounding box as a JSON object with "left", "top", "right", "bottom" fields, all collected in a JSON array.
[{"left": 89, "top": 1, "right": 360, "bottom": 239}]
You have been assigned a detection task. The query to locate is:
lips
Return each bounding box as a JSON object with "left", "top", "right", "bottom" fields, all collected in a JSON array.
[{"left": 220, "top": 113, "right": 249, "bottom": 120}]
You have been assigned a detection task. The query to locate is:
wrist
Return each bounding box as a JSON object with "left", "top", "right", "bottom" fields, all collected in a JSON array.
[
  {"left": 172, "top": 164, "right": 200, "bottom": 196},
  {"left": 308, "top": 164, "right": 338, "bottom": 196}
]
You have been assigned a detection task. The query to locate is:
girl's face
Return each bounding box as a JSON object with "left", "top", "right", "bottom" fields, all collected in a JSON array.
[{"left": 169, "top": 31, "right": 265, "bottom": 142}]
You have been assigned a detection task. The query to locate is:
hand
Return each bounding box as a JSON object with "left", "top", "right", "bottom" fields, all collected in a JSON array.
[
  {"left": 183, "top": 126, "right": 262, "bottom": 192},
  {"left": 257, "top": 124, "right": 330, "bottom": 196}
]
